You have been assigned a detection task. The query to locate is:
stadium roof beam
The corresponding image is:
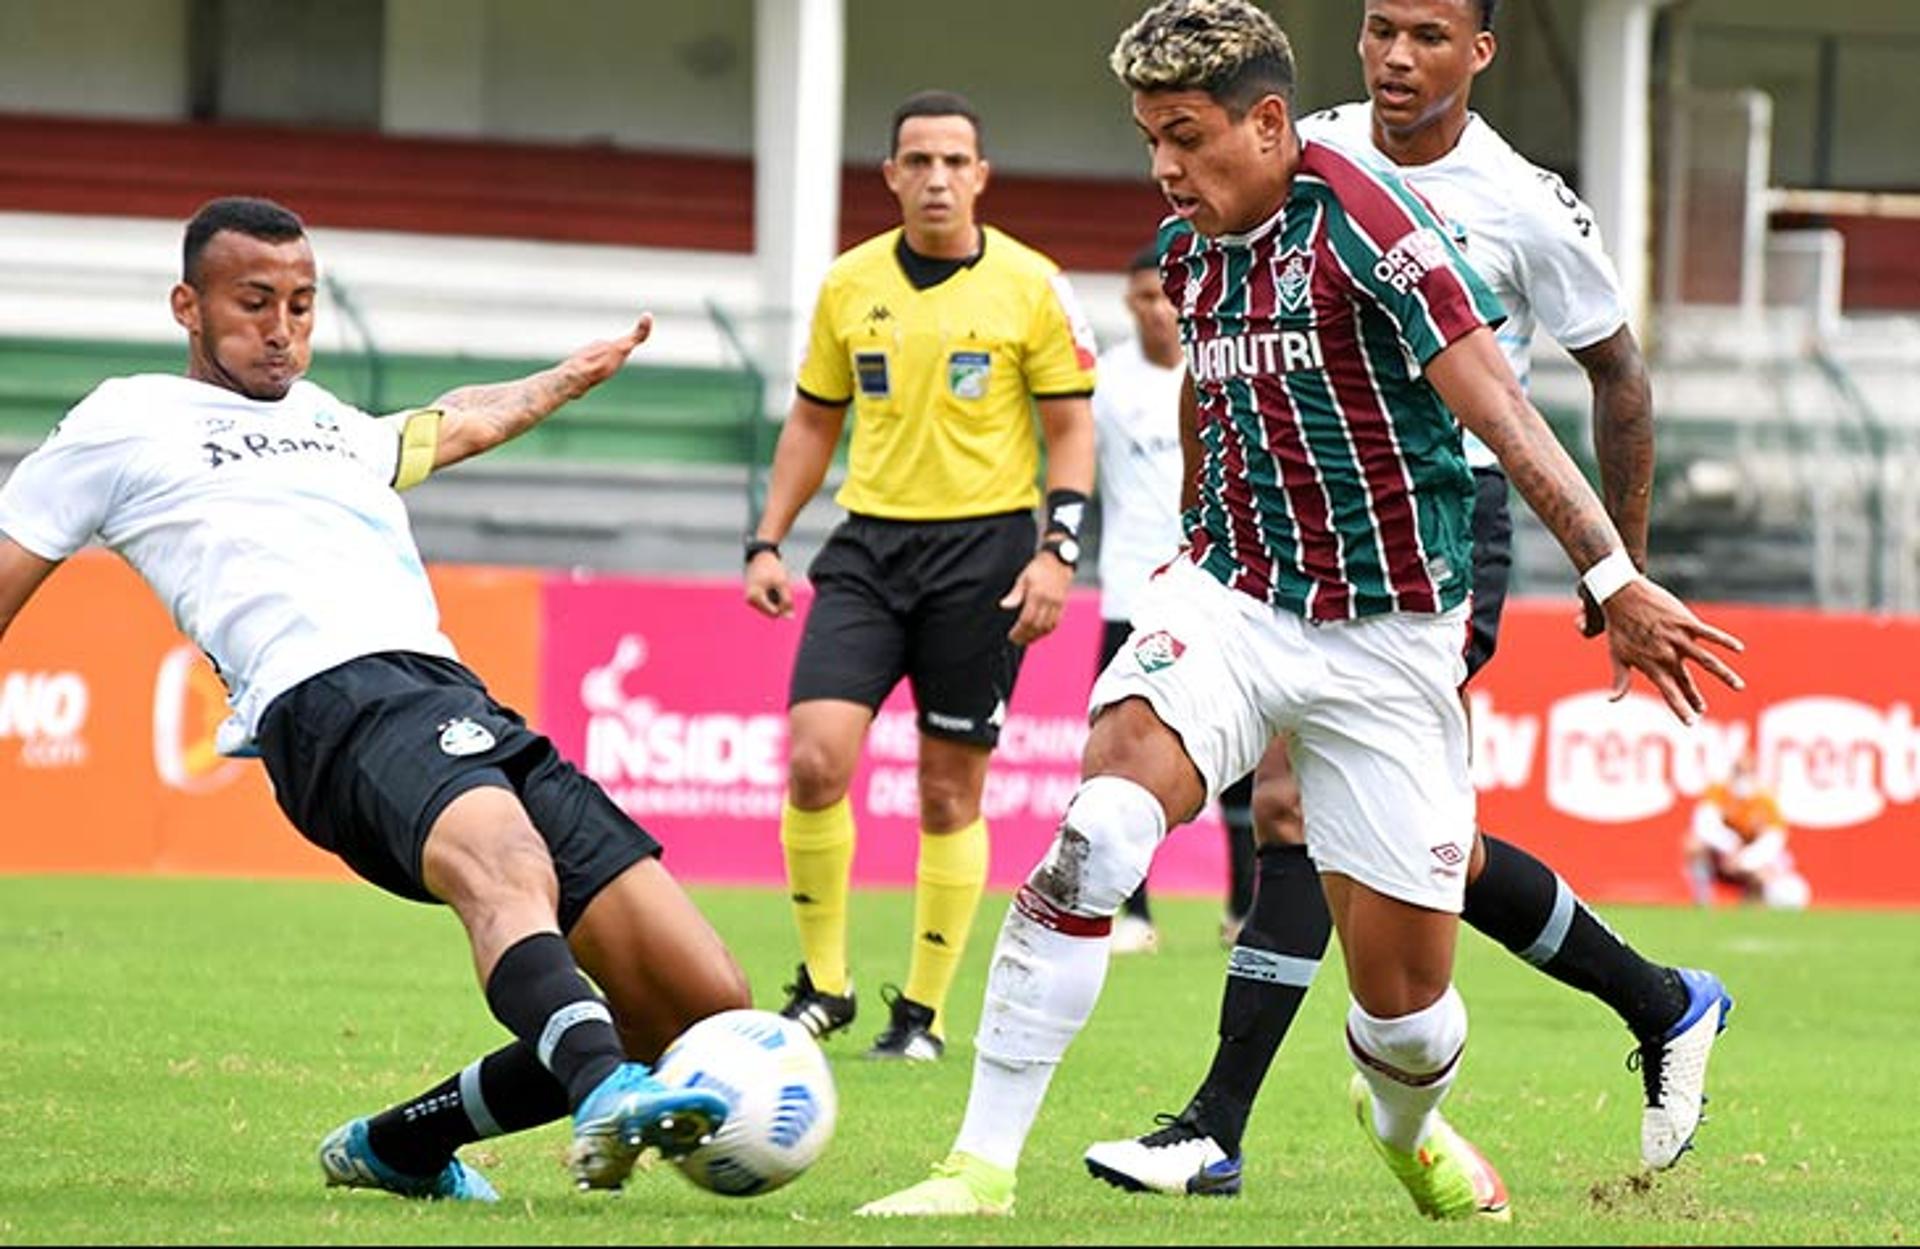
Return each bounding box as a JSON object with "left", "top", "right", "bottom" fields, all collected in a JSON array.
[
  {"left": 754, "top": 0, "right": 844, "bottom": 415},
  {"left": 1581, "top": 0, "right": 1677, "bottom": 334}
]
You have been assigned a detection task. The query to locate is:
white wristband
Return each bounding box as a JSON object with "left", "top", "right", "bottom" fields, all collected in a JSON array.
[{"left": 1581, "top": 549, "right": 1639, "bottom": 604}]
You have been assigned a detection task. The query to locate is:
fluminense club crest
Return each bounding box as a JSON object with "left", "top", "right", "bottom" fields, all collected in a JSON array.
[
  {"left": 1273, "top": 246, "right": 1314, "bottom": 314},
  {"left": 1132, "top": 629, "right": 1187, "bottom": 673}
]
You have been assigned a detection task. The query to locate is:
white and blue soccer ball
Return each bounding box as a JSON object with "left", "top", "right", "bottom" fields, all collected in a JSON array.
[{"left": 652, "top": 1008, "right": 837, "bottom": 1196}]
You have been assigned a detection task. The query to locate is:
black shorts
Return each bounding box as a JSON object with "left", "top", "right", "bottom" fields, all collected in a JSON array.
[
  {"left": 791, "top": 510, "right": 1035, "bottom": 747},
  {"left": 1464, "top": 465, "right": 1514, "bottom": 682},
  {"left": 256, "top": 651, "right": 660, "bottom": 931}
]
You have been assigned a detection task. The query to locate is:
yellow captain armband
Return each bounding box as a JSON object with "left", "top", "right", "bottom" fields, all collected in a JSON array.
[{"left": 386, "top": 407, "right": 444, "bottom": 492}]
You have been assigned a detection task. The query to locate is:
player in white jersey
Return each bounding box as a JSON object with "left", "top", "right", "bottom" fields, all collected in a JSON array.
[
  {"left": 1093, "top": 244, "right": 1259, "bottom": 957},
  {"left": 0, "top": 197, "right": 749, "bottom": 1200},
  {"left": 1084, "top": 0, "right": 1734, "bottom": 1201}
]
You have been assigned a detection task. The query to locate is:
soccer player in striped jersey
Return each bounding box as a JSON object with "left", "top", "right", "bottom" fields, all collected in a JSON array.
[
  {"left": 857, "top": 0, "right": 1744, "bottom": 1223},
  {"left": 1086, "top": 0, "right": 1733, "bottom": 1198}
]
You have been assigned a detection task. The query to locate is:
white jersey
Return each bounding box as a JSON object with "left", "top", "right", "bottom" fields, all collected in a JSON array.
[
  {"left": 1092, "top": 337, "right": 1187, "bottom": 623},
  {"left": 0, "top": 374, "right": 455, "bottom": 739},
  {"left": 1298, "top": 104, "right": 1629, "bottom": 468}
]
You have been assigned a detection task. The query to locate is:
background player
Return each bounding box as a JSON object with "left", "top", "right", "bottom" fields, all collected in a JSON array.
[
  {"left": 1092, "top": 243, "right": 1257, "bottom": 956},
  {"left": 744, "top": 90, "right": 1097, "bottom": 1061}
]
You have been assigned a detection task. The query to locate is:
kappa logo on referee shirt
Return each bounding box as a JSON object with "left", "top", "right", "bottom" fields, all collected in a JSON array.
[
  {"left": 437, "top": 716, "right": 496, "bottom": 757},
  {"left": 1132, "top": 630, "right": 1186, "bottom": 673}
]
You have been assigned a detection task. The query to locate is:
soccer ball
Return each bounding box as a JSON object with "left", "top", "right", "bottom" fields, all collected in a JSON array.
[{"left": 651, "top": 1008, "right": 837, "bottom": 1196}]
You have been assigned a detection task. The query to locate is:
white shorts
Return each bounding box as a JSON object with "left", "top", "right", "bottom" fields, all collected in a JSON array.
[{"left": 1089, "top": 557, "right": 1476, "bottom": 912}]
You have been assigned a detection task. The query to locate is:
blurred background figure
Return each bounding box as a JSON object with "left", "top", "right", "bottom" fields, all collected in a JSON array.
[
  {"left": 1685, "top": 753, "right": 1811, "bottom": 909},
  {"left": 1091, "top": 244, "right": 1257, "bottom": 956}
]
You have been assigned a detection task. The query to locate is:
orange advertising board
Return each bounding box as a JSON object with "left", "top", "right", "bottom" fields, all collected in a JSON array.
[{"left": 0, "top": 551, "right": 540, "bottom": 879}]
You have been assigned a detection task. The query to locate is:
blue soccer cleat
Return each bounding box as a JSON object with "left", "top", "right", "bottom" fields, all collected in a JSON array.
[
  {"left": 318, "top": 1117, "right": 499, "bottom": 1202},
  {"left": 1632, "top": 966, "right": 1734, "bottom": 1169},
  {"left": 567, "top": 1062, "right": 730, "bottom": 1191}
]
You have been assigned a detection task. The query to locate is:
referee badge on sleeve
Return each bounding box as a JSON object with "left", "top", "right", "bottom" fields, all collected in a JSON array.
[{"left": 948, "top": 350, "right": 992, "bottom": 400}]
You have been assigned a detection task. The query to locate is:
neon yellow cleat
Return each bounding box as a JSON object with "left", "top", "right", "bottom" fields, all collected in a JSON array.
[
  {"left": 1348, "top": 1073, "right": 1512, "bottom": 1222},
  {"left": 854, "top": 1151, "right": 1016, "bottom": 1217}
]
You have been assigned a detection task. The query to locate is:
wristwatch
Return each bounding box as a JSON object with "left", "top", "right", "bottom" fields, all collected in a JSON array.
[{"left": 1041, "top": 534, "right": 1081, "bottom": 569}]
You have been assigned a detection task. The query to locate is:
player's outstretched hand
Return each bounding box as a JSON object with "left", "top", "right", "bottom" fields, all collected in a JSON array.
[
  {"left": 999, "top": 553, "right": 1073, "bottom": 645},
  {"left": 563, "top": 313, "right": 655, "bottom": 395},
  {"left": 1601, "top": 577, "right": 1745, "bottom": 724}
]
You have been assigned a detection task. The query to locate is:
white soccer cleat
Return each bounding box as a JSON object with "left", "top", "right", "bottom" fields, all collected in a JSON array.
[
  {"left": 1084, "top": 1112, "right": 1242, "bottom": 1196},
  {"left": 1633, "top": 967, "right": 1734, "bottom": 1169}
]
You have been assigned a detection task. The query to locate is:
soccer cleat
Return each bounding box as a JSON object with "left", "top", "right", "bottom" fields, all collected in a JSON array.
[
  {"left": 1084, "top": 1110, "right": 1242, "bottom": 1196},
  {"left": 778, "top": 963, "right": 857, "bottom": 1041},
  {"left": 318, "top": 1117, "right": 499, "bottom": 1203},
  {"left": 1111, "top": 913, "right": 1160, "bottom": 955},
  {"left": 567, "top": 1062, "right": 729, "bottom": 1191},
  {"left": 1631, "top": 966, "right": 1734, "bottom": 1169},
  {"left": 854, "top": 1151, "right": 1016, "bottom": 1217},
  {"left": 1348, "top": 1074, "right": 1511, "bottom": 1222},
  {"left": 866, "top": 985, "right": 944, "bottom": 1061}
]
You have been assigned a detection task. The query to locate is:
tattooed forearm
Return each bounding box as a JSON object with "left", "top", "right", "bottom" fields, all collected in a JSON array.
[
  {"left": 1575, "top": 330, "right": 1654, "bottom": 567},
  {"left": 1496, "top": 408, "right": 1622, "bottom": 572},
  {"left": 436, "top": 363, "right": 587, "bottom": 449}
]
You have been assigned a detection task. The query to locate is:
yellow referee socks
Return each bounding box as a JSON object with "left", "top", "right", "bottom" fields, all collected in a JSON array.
[
  {"left": 905, "top": 818, "right": 989, "bottom": 1037},
  {"left": 780, "top": 797, "right": 857, "bottom": 996}
]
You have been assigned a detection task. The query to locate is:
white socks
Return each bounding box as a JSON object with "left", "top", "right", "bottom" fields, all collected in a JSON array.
[
  {"left": 952, "top": 887, "right": 1115, "bottom": 1171},
  {"left": 1346, "top": 986, "right": 1468, "bottom": 1153}
]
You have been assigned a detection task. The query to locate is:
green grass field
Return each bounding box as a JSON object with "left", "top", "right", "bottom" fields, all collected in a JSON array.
[{"left": 0, "top": 875, "right": 1913, "bottom": 1245}]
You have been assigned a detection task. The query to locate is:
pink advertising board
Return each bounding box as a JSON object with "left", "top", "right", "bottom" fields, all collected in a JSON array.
[{"left": 538, "top": 576, "right": 1232, "bottom": 893}]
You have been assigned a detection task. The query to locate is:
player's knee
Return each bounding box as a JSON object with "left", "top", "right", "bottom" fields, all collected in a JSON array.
[
  {"left": 1251, "top": 774, "right": 1304, "bottom": 849},
  {"left": 785, "top": 737, "right": 856, "bottom": 807},
  {"left": 1346, "top": 985, "right": 1467, "bottom": 1079},
  {"left": 1026, "top": 775, "right": 1164, "bottom": 919}
]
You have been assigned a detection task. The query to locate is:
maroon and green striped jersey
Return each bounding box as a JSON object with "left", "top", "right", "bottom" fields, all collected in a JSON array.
[{"left": 1159, "top": 139, "right": 1507, "bottom": 622}]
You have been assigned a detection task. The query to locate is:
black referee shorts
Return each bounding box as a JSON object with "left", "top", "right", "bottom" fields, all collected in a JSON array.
[
  {"left": 256, "top": 651, "right": 660, "bottom": 932},
  {"left": 791, "top": 510, "right": 1035, "bottom": 748},
  {"left": 1465, "top": 464, "right": 1515, "bottom": 681}
]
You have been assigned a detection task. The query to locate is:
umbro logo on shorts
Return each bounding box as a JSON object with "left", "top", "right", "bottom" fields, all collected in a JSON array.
[
  {"left": 1430, "top": 842, "right": 1466, "bottom": 874},
  {"left": 1133, "top": 630, "right": 1186, "bottom": 673},
  {"left": 437, "top": 716, "right": 496, "bottom": 757}
]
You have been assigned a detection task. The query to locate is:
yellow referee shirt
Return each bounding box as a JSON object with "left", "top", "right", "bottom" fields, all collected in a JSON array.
[{"left": 795, "top": 226, "right": 1098, "bottom": 521}]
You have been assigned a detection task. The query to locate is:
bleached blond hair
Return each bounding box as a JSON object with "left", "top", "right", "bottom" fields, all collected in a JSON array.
[{"left": 1110, "top": 0, "right": 1296, "bottom": 115}]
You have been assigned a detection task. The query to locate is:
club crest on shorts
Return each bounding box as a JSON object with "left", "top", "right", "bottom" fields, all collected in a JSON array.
[
  {"left": 1132, "top": 629, "right": 1186, "bottom": 673},
  {"left": 437, "top": 716, "right": 496, "bottom": 757}
]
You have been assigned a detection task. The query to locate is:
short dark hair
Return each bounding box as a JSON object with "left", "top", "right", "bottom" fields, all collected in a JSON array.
[
  {"left": 1472, "top": 0, "right": 1498, "bottom": 31},
  {"left": 182, "top": 196, "right": 306, "bottom": 286},
  {"left": 1129, "top": 243, "right": 1162, "bottom": 273},
  {"left": 889, "top": 89, "right": 983, "bottom": 156},
  {"left": 1111, "top": 0, "right": 1297, "bottom": 116}
]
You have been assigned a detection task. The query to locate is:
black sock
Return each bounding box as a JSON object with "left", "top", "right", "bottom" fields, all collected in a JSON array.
[
  {"left": 1186, "top": 844, "right": 1331, "bottom": 1158},
  {"left": 1218, "top": 774, "right": 1257, "bottom": 921},
  {"left": 483, "top": 931, "right": 625, "bottom": 1110},
  {"left": 1464, "top": 833, "right": 1690, "bottom": 1039},
  {"left": 365, "top": 1042, "right": 571, "bottom": 1176},
  {"left": 1122, "top": 883, "right": 1152, "bottom": 922}
]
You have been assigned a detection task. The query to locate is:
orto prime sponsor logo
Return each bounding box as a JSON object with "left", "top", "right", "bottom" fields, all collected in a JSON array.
[
  {"left": 1373, "top": 226, "right": 1451, "bottom": 295},
  {"left": 0, "top": 668, "right": 89, "bottom": 769},
  {"left": 152, "top": 645, "right": 246, "bottom": 792}
]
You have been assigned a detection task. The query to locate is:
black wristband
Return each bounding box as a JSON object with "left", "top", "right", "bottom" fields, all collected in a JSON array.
[
  {"left": 1044, "top": 488, "right": 1089, "bottom": 540},
  {"left": 744, "top": 537, "right": 781, "bottom": 564}
]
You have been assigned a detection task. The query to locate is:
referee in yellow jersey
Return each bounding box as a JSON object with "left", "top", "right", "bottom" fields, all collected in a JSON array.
[{"left": 744, "top": 89, "right": 1097, "bottom": 1061}]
